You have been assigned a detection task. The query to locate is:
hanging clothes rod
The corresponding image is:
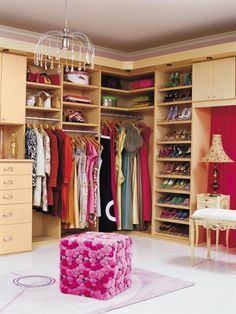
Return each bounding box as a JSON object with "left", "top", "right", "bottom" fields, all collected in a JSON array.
[
  {"left": 26, "top": 116, "right": 60, "bottom": 122},
  {"left": 63, "top": 129, "right": 98, "bottom": 134},
  {"left": 101, "top": 112, "right": 143, "bottom": 119}
]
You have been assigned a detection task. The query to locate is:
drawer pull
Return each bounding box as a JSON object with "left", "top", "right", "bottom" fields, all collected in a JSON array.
[
  {"left": 3, "top": 167, "right": 13, "bottom": 173},
  {"left": 3, "top": 180, "right": 13, "bottom": 185},
  {"left": 2, "top": 212, "right": 13, "bottom": 218},
  {"left": 2, "top": 236, "right": 13, "bottom": 242},
  {"left": 205, "top": 206, "right": 208, "bottom": 208},
  {"left": 3, "top": 194, "right": 13, "bottom": 200}
]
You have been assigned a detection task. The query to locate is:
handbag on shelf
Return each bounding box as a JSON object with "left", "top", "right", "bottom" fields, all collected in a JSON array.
[
  {"left": 38, "top": 73, "right": 51, "bottom": 84},
  {"left": 51, "top": 93, "right": 61, "bottom": 109},
  {"left": 49, "top": 74, "right": 60, "bottom": 85},
  {"left": 27, "top": 66, "right": 40, "bottom": 83},
  {"left": 64, "top": 71, "right": 89, "bottom": 85},
  {"left": 66, "top": 110, "right": 85, "bottom": 123},
  {"left": 36, "top": 91, "right": 51, "bottom": 108},
  {"left": 26, "top": 93, "right": 37, "bottom": 107}
]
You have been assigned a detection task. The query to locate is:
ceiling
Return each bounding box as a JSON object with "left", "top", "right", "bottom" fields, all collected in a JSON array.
[{"left": 1, "top": 0, "right": 236, "bottom": 52}]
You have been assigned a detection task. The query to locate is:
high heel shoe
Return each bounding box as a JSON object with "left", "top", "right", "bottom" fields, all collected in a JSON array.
[
  {"left": 177, "top": 107, "right": 189, "bottom": 120},
  {"left": 166, "top": 106, "right": 174, "bottom": 120},
  {"left": 171, "top": 106, "right": 179, "bottom": 120}
]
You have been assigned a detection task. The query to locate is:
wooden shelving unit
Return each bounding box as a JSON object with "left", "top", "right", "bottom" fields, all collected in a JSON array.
[{"left": 152, "top": 65, "right": 192, "bottom": 242}]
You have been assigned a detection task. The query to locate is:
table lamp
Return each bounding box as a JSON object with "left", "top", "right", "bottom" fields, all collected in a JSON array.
[{"left": 201, "top": 134, "right": 233, "bottom": 196}]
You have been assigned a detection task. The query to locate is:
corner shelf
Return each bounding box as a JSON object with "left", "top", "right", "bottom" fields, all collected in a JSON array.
[{"left": 101, "top": 86, "right": 155, "bottom": 95}]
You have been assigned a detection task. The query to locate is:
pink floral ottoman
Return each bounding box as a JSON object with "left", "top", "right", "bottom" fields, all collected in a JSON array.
[{"left": 60, "top": 232, "right": 132, "bottom": 300}]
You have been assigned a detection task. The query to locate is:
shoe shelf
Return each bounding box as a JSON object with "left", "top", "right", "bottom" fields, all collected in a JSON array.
[
  {"left": 63, "top": 102, "right": 99, "bottom": 109},
  {"left": 158, "top": 100, "right": 192, "bottom": 107},
  {"left": 155, "top": 203, "right": 190, "bottom": 210},
  {"left": 156, "top": 157, "right": 191, "bottom": 162},
  {"left": 157, "top": 85, "right": 192, "bottom": 92},
  {"left": 153, "top": 231, "right": 189, "bottom": 243},
  {"left": 157, "top": 175, "right": 191, "bottom": 179},
  {"left": 157, "top": 120, "right": 192, "bottom": 125},
  {"left": 26, "top": 82, "right": 61, "bottom": 90},
  {"left": 157, "top": 140, "right": 191, "bottom": 144},
  {"left": 156, "top": 189, "right": 190, "bottom": 195},
  {"left": 153, "top": 66, "right": 192, "bottom": 242},
  {"left": 155, "top": 217, "right": 189, "bottom": 225}
]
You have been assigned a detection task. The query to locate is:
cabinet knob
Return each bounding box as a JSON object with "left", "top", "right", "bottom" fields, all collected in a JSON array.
[
  {"left": 2, "top": 212, "right": 13, "bottom": 218},
  {"left": 3, "top": 194, "right": 13, "bottom": 200},
  {"left": 3, "top": 167, "right": 13, "bottom": 173},
  {"left": 3, "top": 180, "right": 13, "bottom": 185},
  {"left": 2, "top": 236, "right": 13, "bottom": 242}
]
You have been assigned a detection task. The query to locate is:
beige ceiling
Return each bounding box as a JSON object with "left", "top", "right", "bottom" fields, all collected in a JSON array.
[{"left": 1, "top": 0, "right": 236, "bottom": 52}]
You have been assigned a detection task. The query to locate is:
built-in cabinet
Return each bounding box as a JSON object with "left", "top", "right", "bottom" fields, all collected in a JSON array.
[
  {"left": 0, "top": 53, "right": 26, "bottom": 124},
  {"left": 0, "top": 160, "right": 32, "bottom": 254},
  {"left": 1, "top": 52, "right": 236, "bottom": 250},
  {"left": 193, "top": 57, "right": 236, "bottom": 101}
]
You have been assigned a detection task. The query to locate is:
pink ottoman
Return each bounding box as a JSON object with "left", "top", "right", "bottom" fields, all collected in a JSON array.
[{"left": 60, "top": 232, "right": 132, "bottom": 300}]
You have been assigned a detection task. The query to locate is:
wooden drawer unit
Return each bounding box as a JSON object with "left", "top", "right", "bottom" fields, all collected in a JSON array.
[
  {"left": 197, "top": 193, "right": 230, "bottom": 209},
  {"left": 0, "top": 161, "right": 33, "bottom": 254},
  {"left": 0, "top": 203, "right": 32, "bottom": 225},
  {"left": 0, "top": 223, "right": 32, "bottom": 254},
  {"left": 0, "top": 189, "right": 32, "bottom": 205},
  {"left": 0, "top": 162, "right": 32, "bottom": 176},
  {"left": 0, "top": 175, "right": 31, "bottom": 190}
]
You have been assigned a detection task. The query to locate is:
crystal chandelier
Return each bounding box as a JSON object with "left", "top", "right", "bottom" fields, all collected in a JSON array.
[{"left": 34, "top": 0, "right": 95, "bottom": 72}]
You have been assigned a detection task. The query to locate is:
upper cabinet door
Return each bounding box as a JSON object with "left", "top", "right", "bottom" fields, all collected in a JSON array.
[
  {"left": 213, "top": 58, "right": 236, "bottom": 100},
  {"left": 0, "top": 53, "right": 26, "bottom": 124},
  {"left": 192, "top": 61, "right": 213, "bottom": 101}
]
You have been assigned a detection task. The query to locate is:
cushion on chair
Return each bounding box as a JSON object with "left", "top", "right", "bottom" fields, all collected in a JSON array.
[{"left": 191, "top": 208, "right": 236, "bottom": 221}]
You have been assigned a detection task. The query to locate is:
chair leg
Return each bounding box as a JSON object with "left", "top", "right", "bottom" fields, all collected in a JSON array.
[
  {"left": 226, "top": 228, "right": 230, "bottom": 248},
  {"left": 195, "top": 225, "right": 199, "bottom": 246},
  {"left": 216, "top": 229, "right": 219, "bottom": 251},
  {"left": 207, "top": 228, "right": 211, "bottom": 260},
  {"left": 190, "top": 218, "right": 195, "bottom": 265}
]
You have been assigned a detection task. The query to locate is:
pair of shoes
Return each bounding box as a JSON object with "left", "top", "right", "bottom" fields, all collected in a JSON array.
[
  {"left": 177, "top": 107, "right": 192, "bottom": 120},
  {"left": 167, "top": 72, "right": 180, "bottom": 87},
  {"left": 164, "top": 91, "right": 179, "bottom": 102},
  {"left": 183, "top": 73, "right": 192, "bottom": 85},
  {"left": 174, "top": 210, "right": 189, "bottom": 220},
  {"left": 166, "top": 106, "right": 179, "bottom": 120}
]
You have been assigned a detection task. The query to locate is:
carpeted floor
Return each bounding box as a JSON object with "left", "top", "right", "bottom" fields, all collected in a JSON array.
[{"left": 0, "top": 268, "right": 194, "bottom": 314}]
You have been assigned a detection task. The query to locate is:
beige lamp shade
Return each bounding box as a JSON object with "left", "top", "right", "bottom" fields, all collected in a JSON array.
[{"left": 201, "top": 134, "right": 233, "bottom": 163}]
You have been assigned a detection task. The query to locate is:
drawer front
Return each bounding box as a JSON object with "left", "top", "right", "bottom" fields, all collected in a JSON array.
[
  {"left": 0, "top": 203, "right": 32, "bottom": 225},
  {"left": 0, "top": 163, "right": 32, "bottom": 176},
  {"left": 0, "top": 223, "right": 32, "bottom": 254},
  {"left": 0, "top": 175, "right": 32, "bottom": 190},
  {"left": 0, "top": 189, "right": 32, "bottom": 205},
  {"left": 197, "top": 202, "right": 219, "bottom": 209}
]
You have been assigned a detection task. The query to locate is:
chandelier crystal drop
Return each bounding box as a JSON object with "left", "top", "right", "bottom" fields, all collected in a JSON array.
[{"left": 34, "top": 0, "right": 95, "bottom": 72}]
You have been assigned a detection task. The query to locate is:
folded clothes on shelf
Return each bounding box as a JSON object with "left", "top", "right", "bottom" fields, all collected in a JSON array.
[{"left": 63, "top": 95, "right": 92, "bottom": 104}]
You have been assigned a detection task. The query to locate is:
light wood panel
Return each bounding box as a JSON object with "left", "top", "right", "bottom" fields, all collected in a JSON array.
[
  {"left": 0, "top": 53, "right": 26, "bottom": 124},
  {"left": 192, "top": 61, "right": 213, "bottom": 101}
]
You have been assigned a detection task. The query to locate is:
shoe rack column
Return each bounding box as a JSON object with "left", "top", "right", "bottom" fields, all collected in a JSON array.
[{"left": 152, "top": 65, "right": 192, "bottom": 242}]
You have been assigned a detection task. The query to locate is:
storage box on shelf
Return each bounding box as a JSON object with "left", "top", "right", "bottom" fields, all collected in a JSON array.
[
  {"left": 153, "top": 66, "right": 192, "bottom": 242},
  {"left": 0, "top": 160, "right": 32, "bottom": 254}
]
